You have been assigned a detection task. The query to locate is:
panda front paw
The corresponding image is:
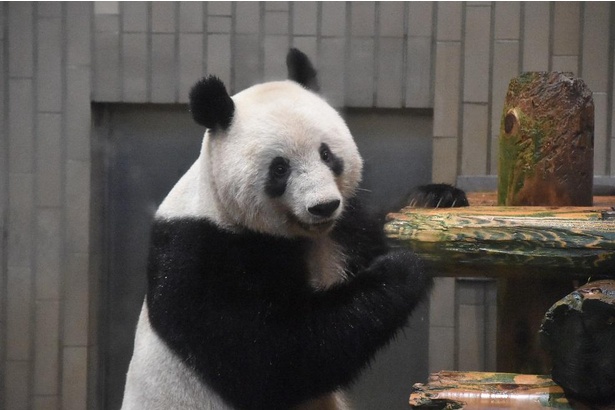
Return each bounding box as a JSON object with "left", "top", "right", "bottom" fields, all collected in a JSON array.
[
  {"left": 407, "top": 183, "right": 469, "bottom": 208},
  {"left": 365, "top": 249, "right": 432, "bottom": 300}
]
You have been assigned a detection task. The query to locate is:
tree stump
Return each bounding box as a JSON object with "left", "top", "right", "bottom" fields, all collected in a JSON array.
[
  {"left": 498, "top": 72, "right": 594, "bottom": 206},
  {"left": 540, "top": 280, "right": 615, "bottom": 405}
]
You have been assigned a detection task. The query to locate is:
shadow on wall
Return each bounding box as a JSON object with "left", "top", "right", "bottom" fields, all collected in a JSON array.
[{"left": 344, "top": 108, "right": 433, "bottom": 217}]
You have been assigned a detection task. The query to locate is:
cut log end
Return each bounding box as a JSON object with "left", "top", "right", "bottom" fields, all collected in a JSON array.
[
  {"left": 540, "top": 280, "right": 615, "bottom": 405},
  {"left": 498, "top": 72, "right": 594, "bottom": 206}
]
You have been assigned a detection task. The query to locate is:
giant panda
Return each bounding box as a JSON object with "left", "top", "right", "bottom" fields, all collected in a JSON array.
[{"left": 121, "top": 49, "right": 431, "bottom": 410}]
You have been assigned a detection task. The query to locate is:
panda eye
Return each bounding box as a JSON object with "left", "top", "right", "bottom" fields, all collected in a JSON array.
[
  {"left": 270, "top": 157, "right": 290, "bottom": 178},
  {"left": 320, "top": 145, "right": 331, "bottom": 162}
]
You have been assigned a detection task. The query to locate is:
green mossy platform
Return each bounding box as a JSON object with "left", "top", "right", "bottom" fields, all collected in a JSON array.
[
  {"left": 385, "top": 193, "right": 615, "bottom": 277},
  {"left": 409, "top": 371, "right": 570, "bottom": 409}
]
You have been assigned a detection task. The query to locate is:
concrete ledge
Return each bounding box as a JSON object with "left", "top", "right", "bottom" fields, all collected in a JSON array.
[
  {"left": 456, "top": 175, "right": 615, "bottom": 196},
  {"left": 456, "top": 175, "right": 497, "bottom": 192}
]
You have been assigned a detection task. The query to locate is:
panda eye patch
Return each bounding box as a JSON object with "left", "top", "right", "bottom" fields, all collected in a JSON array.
[
  {"left": 319, "top": 143, "right": 344, "bottom": 176},
  {"left": 265, "top": 157, "right": 291, "bottom": 198}
]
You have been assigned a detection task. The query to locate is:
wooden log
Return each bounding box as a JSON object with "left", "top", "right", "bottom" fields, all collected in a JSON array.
[
  {"left": 409, "top": 371, "right": 571, "bottom": 409},
  {"left": 386, "top": 194, "right": 615, "bottom": 374},
  {"left": 385, "top": 203, "right": 615, "bottom": 277},
  {"left": 498, "top": 72, "right": 594, "bottom": 206},
  {"left": 540, "top": 280, "right": 615, "bottom": 406}
]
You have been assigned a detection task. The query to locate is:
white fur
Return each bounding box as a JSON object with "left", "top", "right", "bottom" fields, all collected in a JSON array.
[
  {"left": 122, "top": 303, "right": 228, "bottom": 410},
  {"left": 124, "top": 80, "right": 361, "bottom": 409},
  {"left": 122, "top": 304, "right": 350, "bottom": 410}
]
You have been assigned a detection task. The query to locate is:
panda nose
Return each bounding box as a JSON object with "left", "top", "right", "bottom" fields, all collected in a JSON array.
[{"left": 308, "top": 200, "right": 340, "bottom": 218}]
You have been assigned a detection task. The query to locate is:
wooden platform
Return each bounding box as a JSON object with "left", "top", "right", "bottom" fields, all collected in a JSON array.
[
  {"left": 386, "top": 193, "right": 615, "bottom": 374},
  {"left": 385, "top": 193, "right": 615, "bottom": 277},
  {"left": 410, "top": 371, "right": 615, "bottom": 409},
  {"left": 410, "top": 371, "right": 570, "bottom": 409}
]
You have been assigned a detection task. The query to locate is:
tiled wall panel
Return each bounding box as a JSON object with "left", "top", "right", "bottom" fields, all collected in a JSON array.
[
  {"left": 152, "top": 2, "right": 175, "bottom": 33},
  {"left": 429, "top": 278, "right": 497, "bottom": 373},
  {"left": 406, "top": 2, "right": 434, "bottom": 108},
  {"left": 179, "top": 33, "right": 204, "bottom": 102},
  {"left": 6, "top": 360, "right": 29, "bottom": 410},
  {"left": 376, "top": 37, "right": 404, "bottom": 108},
  {"left": 406, "top": 37, "right": 432, "bottom": 108},
  {"left": 594, "top": 93, "right": 609, "bottom": 175},
  {"left": 433, "top": 42, "right": 461, "bottom": 138},
  {"left": 321, "top": 2, "right": 346, "bottom": 37},
  {"left": 263, "top": 35, "right": 288, "bottom": 82},
  {"left": 319, "top": 37, "right": 346, "bottom": 108},
  {"left": 379, "top": 2, "right": 405, "bottom": 37},
  {"left": 151, "top": 34, "right": 178, "bottom": 102},
  {"left": 9, "top": 80, "right": 34, "bottom": 173},
  {"left": 582, "top": 3, "right": 611, "bottom": 175},
  {"left": 347, "top": 38, "right": 375, "bottom": 107},
  {"left": 7, "top": 264, "right": 33, "bottom": 361},
  {"left": 494, "top": 2, "right": 520, "bottom": 40},
  {"left": 461, "top": 104, "right": 489, "bottom": 175},
  {"left": 179, "top": 2, "right": 202, "bottom": 33},
  {"left": 33, "top": 298, "right": 60, "bottom": 395},
  {"left": 553, "top": 2, "right": 580, "bottom": 57},
  {"left": 2, "top": 3, "right": 95, "bottom": 408},
  {"left": 428, "top": 278, "right": 455, "bottom": 373},
  {"left": 35, "top": 115, "right": 62, "bottom": 208},
  {"left": 235, "top": 2, "right": 261, "bottom": 35},
  {"left": 432, "top": 136, "right": 459, "bottom": 185},
  {"left": 522, "top": 2, "right": 550, "bottom": 71},
  {"left": 86, "top": 0, "right": 438, "bottom": 108},
  {"left": 8, "top": 3, "right": 34, "bottom": 78},
  {"left": 350, "top": 2, "right": 375, "bottom": 37},
  {"left": 292, "top": 2, "right": 317, "bottom": 36},
  {"left": 93, "top": 17, "right": 121, "bottom": 101},
  {"left": 34, "top": 206, "right": 61, "bottom": 300},
  {"left": 36, "top": 15, "right": 62, "bottom": 113},
  {"left": 436, "top": 2, "right": 462, "bottom": 41},
  {"left": 122, "top": 33, "right": 148, "bottom": 102},
  {"left": 581, "top": 2, "right": 610, "bottom": 93},
  {"left": 456, "top": 280, "right": 497, "bottom": 372},
  {"left": 65, "top": 66, "right": 91, "bottom": 161},
  {"left": 234, "top": 34, "right": 262, "bottom": 94},
  {"left": 463, "top": 5, "right": 491, "bottom": 103},
  {"left": 61, "top": 347, "right": 88, "bottom": 410},
  {"left": 552, "top": 56, "right": 579, "bottom": 75},
  {"left": 122, "top": 2, "right": 148, "bottom": 33}
]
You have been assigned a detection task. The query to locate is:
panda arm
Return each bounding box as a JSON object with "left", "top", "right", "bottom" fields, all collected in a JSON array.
[
  {"left": 185, "top": 250, "right": 429, "bottom": 410},
  {"left": 148, "top": 217, "right": 431, "bottom": 409},
  {"left": 332, "top": 196, "right": 391, "bottom": 275},
  {"left": 295, "top": 248, "right": 431, "bottom": 385}
]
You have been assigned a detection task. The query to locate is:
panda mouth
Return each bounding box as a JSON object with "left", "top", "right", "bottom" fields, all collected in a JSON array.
[{"left": 288, "top": 213, "right": 336, "bottom": 233}]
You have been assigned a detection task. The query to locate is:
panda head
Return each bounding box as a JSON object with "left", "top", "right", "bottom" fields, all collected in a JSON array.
[{"left": 187, "top": 49, "right": 363, "bottom": 238}]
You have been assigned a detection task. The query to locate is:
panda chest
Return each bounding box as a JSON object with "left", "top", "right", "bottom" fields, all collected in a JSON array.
[{"left": 306, "top": 238, "right": 348, "bottom": 289}]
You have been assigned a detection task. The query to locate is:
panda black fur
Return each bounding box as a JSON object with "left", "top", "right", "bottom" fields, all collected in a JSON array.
[{"left": 122, "top": 49, "right": 431, "bottom": 410}]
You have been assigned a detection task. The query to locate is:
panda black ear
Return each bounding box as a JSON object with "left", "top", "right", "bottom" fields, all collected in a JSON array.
[
  {"left": 189, "top": 76, "right": 235, "bottom": 131},
  {"left": 286, "top": 48, "right": 320, "bottom": 92}
]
